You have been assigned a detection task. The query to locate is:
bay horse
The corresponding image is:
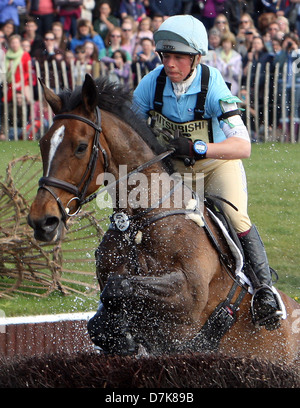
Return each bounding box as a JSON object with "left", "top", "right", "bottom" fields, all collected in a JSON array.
[{"left": 28, "top": 75, "right": 300, "bottom": 364}]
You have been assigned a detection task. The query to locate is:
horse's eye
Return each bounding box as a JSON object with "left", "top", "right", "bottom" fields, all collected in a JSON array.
[{"left": 76, "top": 143, "right": 88, "bottom": 155}]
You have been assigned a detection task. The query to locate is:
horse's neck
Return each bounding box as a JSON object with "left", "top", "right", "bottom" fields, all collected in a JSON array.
[
  {"left": 103, "top": 114, "right": 171, "bottom": 213},
  {"left": 104, "top": 114, "right": 156, "bottom": 175}
]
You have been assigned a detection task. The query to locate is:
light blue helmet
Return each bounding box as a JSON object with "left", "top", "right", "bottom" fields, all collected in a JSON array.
[{"left": 154, "top": 15, "right": 208, "bottom": 56}]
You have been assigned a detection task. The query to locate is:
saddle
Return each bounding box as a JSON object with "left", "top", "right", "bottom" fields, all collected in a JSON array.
[
  {"left": 184, "top": 195, "right": 286, "bottom": 352},
  {"left": 205, "top": 195, "right": 280, "bottom": 288}
]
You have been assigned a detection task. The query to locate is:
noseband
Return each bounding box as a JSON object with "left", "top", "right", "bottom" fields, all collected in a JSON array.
[{"left": 38, "top": 106, "right": 108, "bottom": 227}]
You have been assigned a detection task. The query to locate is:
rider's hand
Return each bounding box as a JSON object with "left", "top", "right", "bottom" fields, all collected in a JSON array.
[
  {"left": 168, "top": 137, "right": 193, "bottom": 159},
  {"left": 168, "top": 137, "right": 206, "bottom": 166}
]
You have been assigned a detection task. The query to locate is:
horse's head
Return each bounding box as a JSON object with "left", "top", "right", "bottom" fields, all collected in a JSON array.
[{"left": 28, "top": 75, "right": 108, "bottom": 242}]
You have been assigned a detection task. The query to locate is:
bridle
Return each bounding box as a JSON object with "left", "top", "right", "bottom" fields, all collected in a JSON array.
[
  {"left": 38, "top": 106, "right": 174, "bottom": 228},
  {"left": 38, "top": 106, "right": 108, "bottom": 227}
]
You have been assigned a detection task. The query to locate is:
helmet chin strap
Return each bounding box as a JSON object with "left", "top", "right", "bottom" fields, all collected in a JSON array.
[{"left": 183, "top": 54, "right": 201, "bottom": 81}]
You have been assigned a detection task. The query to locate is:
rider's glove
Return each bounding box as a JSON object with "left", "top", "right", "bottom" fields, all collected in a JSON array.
[{"left": 168, "top": 138, "right": 207, "bottom": 166}]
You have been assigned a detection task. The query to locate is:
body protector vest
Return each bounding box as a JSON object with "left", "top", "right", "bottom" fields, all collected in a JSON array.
[{"left": 149, "top": 64, "right": 240, "bottom": 146}]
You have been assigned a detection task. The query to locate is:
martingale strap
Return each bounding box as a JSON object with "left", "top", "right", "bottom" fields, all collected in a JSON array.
[{"left": 184, "top": 280, "right": 248, "bottom": 352}]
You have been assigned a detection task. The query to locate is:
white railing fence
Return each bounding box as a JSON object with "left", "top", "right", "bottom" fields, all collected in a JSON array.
[{"left": 0, "top": 60, "right": 298, "bottom": 142}]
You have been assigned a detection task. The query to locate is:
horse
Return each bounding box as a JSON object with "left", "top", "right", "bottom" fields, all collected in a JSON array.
[{"left": 28, "top": 74, "right": 300, "bottom": 364}]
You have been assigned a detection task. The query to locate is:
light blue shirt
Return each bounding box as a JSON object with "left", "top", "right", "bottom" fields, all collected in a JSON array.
[{"left": 133, "top": 64, "right": 235, "bottom": 143}]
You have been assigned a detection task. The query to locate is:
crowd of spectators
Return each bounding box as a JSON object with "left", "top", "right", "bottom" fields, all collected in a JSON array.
[{"left": 1, "top": 0, "right": 300, "bottom": 140}]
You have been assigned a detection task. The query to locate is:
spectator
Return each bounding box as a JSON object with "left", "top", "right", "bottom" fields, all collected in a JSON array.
[
  {"left": 93, "top": 1, "right": 120, "bottom": 41},
  {"left": 201, "top": 27, "right": 221, "bottom": 65},
  {"left": 70, "top": 19, "right": 105, "bottom": 57},
  {"left": 56, "top": 0, "right": 83, "bottom": 39},
  {"left": 28, "top": 0, "right": 56, "bottom": 36},
  {"left": 274, "top": 32, "right": 300, "bottom": 140},
  {"left": 242, "top": 35, "right": 273, "bottom": 131},
  {"left": 267, "top": 21, "right": 281, "bottom": 44},
  {"left": 213, "top": 32, "right": 242, "bottom": 95},
  {"left": 52, "top": 21, "right": 69, "bottom": 51},
  {"left": 223, "top": 0, "right": 254, "bottom": 35},
  {"left": 271, "top": 36, "right": 282, "bottom": 56},
  {"left": 81, "top": 0, "right": 95, "bottom": 22},
  {"left": 235, "top": 27, "right": 248, "bottom": 57},
  {"left": 103, "top": 26, "right": 132, "bottom": 61},
  {"left": 84, "top": 39, "right": 99, "bottom": 63},
  {"left": 120, "top": 19, "right": 137, "bottom": 59},
  {"left": 243, "top": 35, "right": 272, "bottom": 83},
  {"left": 238, "top": 13, "right": 256, "bottom": 34},
  {"left": 257, "top": 12, "right": 276, "bottom": 34},
  {"left": 22, "top": 17, "right": 44, "bottom": 58},
  {"left": 1, "top": 19, "right": 15, "bottom": 41},
  {"left": 212, "top": 14, "right": 232, "bottom": 36},
  {"left": 102, "top": 49, "right": 131, "bottom": 90},
  {"left": 243, "top": 28, "right": 259, "bottom": 51},
  {"left": 262, "top": 28, "right": 273, "bottom": 53},
  {"left": 208, "top": 27, "right": 221, "bottom": 50},
  {"left": 21, "top": 38, "right": 31, "bottom": 54},
  {"left": 34, "top": 31, "right": 65, "bottom": 91},
  {"left": 119, "top": 0, "right": 147, "bottom": 22},
  {"left": 150, "top": 13, "right": 164, "bottom": 32},
  {"left": 5, "top": 34, "right": 31, "bottom": 103},
  {"left": 148, "top": 0, "right": 182, "bottom": 19},
  {"left": 261, "top": 0, "right": 292, "bottom": 17},
  {"left": 136, "top": 16, "right": 153, "bottom": 40},
  {"left": 132, "top": 37, "right": 160, "bottom": 85},
  {"left": 276, "top": 15, "right": 290, "bottom": 35},
  {"left": 0, "top": 0, "right": 26, "bottom": 30},
  {"left": 74, "top": 44, "right": 90, "bottom": 83},
  {"left": 133, "top": 16, "right": 153, "bottom": 57},
  {"left": 200, "top": 0, "right": 227, "bottom": 31}
]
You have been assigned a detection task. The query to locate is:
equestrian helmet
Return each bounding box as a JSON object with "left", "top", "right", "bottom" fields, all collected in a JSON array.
[{"left": 154, "top": 15, "right": 208, "bottom": 56}]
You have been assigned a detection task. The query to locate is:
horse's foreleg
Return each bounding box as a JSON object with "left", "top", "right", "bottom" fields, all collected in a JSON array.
[{"left": 99, "top": 271, "right": 190, "bottom": 312}]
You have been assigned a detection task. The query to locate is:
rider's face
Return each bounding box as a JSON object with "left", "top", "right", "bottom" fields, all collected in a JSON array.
[
  {"left": 162, "top": 53, "right": 199, "bottom": 82},
  {"left": 162, "top": 52, "right": 201, "bottom": 82}
]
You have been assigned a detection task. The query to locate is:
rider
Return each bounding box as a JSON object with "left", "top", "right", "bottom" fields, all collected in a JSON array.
[{"left": 132, "top": 15, "right": 282, "bottom": 331}]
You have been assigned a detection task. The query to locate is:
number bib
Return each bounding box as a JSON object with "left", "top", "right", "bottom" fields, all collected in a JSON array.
[{"left": 149, "top": 110, "right": 213, "bottom": 145}]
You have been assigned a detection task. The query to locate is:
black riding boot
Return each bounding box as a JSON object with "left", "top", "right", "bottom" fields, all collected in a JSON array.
[{"left": 239, "top": 225, "right": 282, "bottom": 330}]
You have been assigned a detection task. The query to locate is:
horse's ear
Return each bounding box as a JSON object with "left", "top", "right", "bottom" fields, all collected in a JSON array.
[
  {"left": 38, "top": 78, "right": 62, "bottom": 114},
  {"left": 82, "top": 74, "right": 98, "bottom": 113}
]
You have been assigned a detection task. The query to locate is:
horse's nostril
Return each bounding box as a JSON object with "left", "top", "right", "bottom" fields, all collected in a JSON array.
[
  {"left": 28, "top": 215, "right": 60, "bottom": 233},
  {"left": 44, "top": 216, "right": 59, "bottom": 228},
  {"left": 41, "top": 216, "right": 59, "bottom": 233},
  {"left": 28, "top": 214, "right": 62, "bottom": 242}
]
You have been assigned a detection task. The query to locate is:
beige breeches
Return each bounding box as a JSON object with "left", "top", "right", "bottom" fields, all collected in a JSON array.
[{"left": 173, "top": 158, "right": 252, "bottom": 234}]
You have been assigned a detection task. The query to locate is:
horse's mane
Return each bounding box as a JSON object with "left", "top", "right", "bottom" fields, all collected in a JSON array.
[{"left": 58, "top": 77, "right": 173, "bottom": 172}]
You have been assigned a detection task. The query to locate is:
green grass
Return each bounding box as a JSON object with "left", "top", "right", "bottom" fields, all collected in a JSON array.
[
  {"left": 0, "top": 141, "right": 299, "bottom": 317},
  {"left": 244, "top": 143, "right": 300, "bottom": 300}
]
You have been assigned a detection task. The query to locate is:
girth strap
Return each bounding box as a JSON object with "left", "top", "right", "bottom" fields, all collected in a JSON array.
[{"left": 183, "top": 280, "right": 248, "bottom": 352}]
